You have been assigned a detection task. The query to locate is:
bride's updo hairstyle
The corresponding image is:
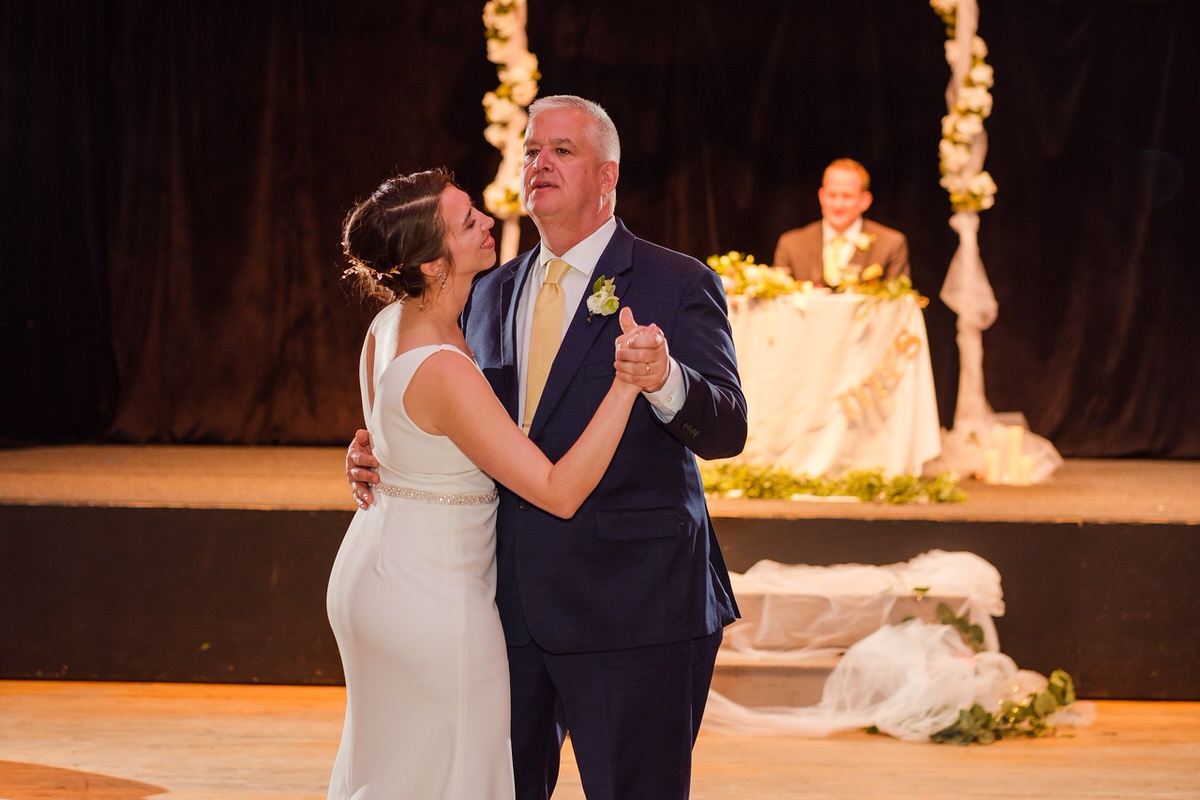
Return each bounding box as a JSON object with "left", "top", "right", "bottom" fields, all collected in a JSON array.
[{"left": 342, "top": 168, "right": 457, "bottom": 304}]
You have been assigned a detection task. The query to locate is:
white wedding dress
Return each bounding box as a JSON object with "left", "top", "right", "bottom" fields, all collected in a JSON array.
[{"left": 327, "top": 303, "right": 515, "bottom": 799}]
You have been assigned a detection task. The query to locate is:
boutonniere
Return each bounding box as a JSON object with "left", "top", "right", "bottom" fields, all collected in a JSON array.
[
  {"left": 853, "top": 232, "right": 877, "bottom": 251},
  {"left": 586, "top": 275, "right": 620, "bottom": 320}
]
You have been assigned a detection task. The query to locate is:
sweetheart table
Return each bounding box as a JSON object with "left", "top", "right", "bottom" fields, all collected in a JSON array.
[{"left": 720, "top": 291, "right": 942, "bottom": 477}]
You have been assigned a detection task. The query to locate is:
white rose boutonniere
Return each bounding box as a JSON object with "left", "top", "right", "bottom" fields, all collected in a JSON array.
[
  {"left": 587, "top": 275, "right": 619, "bottom": 320},
  {"left": 854, "top": 232, "right": 876, "bottom": 251}
]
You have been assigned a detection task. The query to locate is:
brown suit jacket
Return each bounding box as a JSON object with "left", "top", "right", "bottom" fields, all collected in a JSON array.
[{"left": 773, "top": 218, "right": 910, "bottom": 286}]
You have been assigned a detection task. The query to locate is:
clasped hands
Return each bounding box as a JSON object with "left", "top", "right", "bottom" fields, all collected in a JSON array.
[
  {"left": 613, "top": 305, "right": 669, "bottom": 394},
  {"left": 347, "top": 305, "right": 669, "bottom": 509}
]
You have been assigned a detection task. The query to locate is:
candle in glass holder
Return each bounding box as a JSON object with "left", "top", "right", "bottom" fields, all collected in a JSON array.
[
  {"left": 1017, "top": 454, "right": 1035, "bottom": 485},
  {"left": 982, "top": 448, "right": 1000, "bottom": 483},
  {"left": 1005, "top": 426, "right": 1024, "bottom": 483}
]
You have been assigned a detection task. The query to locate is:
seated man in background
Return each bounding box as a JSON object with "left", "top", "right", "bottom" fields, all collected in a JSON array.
[{"left": 774, "top": 158, "right": 910, "bottom": 288}]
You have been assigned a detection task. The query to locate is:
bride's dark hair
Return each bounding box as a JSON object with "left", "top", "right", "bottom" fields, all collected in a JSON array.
[{"left": 341, "top": 168, "right": 457, "bottom": 303}]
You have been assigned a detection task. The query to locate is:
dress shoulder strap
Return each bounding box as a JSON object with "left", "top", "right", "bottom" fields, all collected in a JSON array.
[{"left": 360, "top": 302, "right": 402, "bottom": 422}]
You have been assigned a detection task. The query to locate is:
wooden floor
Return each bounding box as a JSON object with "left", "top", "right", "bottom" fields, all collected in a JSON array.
[{"left": 1, "top": 681, "right": 1198, "bottom": 799}]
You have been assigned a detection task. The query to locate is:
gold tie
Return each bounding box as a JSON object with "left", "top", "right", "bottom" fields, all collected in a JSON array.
[
  {"left": 523, "top": 258, "right": 572, "bottom": 432},
  {"left": 823, "top": 235, "right": 846, "bottom": 287}
]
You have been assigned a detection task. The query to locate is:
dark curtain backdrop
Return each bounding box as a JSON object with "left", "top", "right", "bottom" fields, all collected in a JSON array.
[{"left": 3, "top": 0, "right": 1197, "bottom": 457}]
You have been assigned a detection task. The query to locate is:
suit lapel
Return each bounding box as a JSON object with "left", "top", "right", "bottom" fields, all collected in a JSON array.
[
  {"left": 808, "top": 225, "right": 825, "bottom": 269},
  {"left": 854, "top": 219, "right": 879, "bottom": 267},
  {"left": 500, "top": 248, "right": 540, "bottom": 422}
]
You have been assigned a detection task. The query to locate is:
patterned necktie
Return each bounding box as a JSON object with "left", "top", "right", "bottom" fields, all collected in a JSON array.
[
  {"left": 823, "top": 235, "right": 846, "bottom": 287},
  {"left": 523, "top": 258, "right": 572, "bottom": 432}
]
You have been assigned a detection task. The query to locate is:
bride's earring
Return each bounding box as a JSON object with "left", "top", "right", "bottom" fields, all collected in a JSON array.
[{"left": 438, "top": 266, "right": 449, "bottom": 289}]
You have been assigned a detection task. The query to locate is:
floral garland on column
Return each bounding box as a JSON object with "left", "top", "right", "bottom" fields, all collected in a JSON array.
[
  {"left": 932, "top": 0, "right": 996, "bottom": 212},
  {"left": 930, "top": 0, "right": 999, "bottom": 436},
  {"left": 483, "top": 0, "right": 540, "bottom": 265}
]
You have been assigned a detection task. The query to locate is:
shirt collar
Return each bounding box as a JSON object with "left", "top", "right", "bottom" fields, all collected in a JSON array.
[
  {"left": 823, "top": 217, "right": 863, "bottom": 244},
  {"left": 538, "top": 216, "right": 618, "bottom": 278}
]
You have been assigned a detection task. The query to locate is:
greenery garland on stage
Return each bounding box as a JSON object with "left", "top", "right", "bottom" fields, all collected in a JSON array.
[{"left": 701, "top": 463, "right": 966, "bottom": 504}]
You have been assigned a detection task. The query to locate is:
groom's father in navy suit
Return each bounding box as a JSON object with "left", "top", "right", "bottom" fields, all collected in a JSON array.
[{"left": 350, "top": 94, "right": 746, "bottom": 799}]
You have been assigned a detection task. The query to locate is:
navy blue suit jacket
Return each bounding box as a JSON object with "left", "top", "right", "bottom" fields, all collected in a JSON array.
[{"left": 463, "top": 218, "right": 745, "bottom": 653}]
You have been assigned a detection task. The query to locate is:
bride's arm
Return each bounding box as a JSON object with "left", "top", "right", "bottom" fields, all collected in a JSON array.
[{"left": 406, "top": 350, "right": 639, "bottom": 519}]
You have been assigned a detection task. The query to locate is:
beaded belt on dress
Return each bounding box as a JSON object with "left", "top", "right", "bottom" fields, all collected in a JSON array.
[{"left": 376, "top": 483, "right": 498, "bottom": 505}]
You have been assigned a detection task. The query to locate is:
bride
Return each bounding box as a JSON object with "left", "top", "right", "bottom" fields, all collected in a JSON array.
[{"left": 326, "top": 168, "right": 649, "bottom": 798}]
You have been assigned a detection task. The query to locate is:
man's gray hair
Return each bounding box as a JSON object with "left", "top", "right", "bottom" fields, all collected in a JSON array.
[{"left": 527, "top": 95, "right": 621, "bottom": 165}]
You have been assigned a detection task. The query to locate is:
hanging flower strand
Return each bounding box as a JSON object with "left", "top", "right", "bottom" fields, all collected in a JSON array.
[
  {"left": 483, "top": 0, "right": 540, "bottom": 263},
  {"left": 931, "top": 0, "right": 997, "bottom": 212}
]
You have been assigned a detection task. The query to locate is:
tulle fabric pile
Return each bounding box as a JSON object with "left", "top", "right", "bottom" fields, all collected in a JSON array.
[{"left": 704, "top": 550, "right": 1093, "bottom": 741}]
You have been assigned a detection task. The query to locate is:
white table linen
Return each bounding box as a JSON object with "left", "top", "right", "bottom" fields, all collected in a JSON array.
[{"left": 722, "top": 291, "right": 942, "bottom": 477}]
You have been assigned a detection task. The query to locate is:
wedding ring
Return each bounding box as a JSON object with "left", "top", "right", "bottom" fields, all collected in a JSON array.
[{"left": 645, "top": 363, "right": 651, "bottom": 375}]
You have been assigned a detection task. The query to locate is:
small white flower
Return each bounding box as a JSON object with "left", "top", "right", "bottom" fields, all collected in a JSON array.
[
  {"left": 939, "top": 139, "right": 973, "bottom": 172},
  {"left": 509, "top": 80, "right": 538, "bottom": 107},
  {"left": 483, "top": 123, "right": 507, "bottom": 148},
  {"left": 507, "top": 52, "right": 540, "bottom": 80},
  {"left": 969, "top": 171, "right": 998, "bottom": 203},
  {"left": 587, "top": 276, "right": 620, "bottom": 319},
  {"left": 485, "top": 36, "right": 507, "bottom": 63},
  {"left": 957, "top": 86, "right": 993, "bottom": 115},
  {"left": 940, "top": 173, "right": 967, "bottom": 194},
  {"left": 953, "top": 113, "right": 984, "bottom": 139},
  {"left": 943, "top": 39, "right": 962, "bottom": 66},
  {"left": 483, "top": 183, "right": 505, "bottom": 207},
  {"left": 942, "top": 113, "right": 958, "bottom": 138},
  {"left": 488, "top": 12, "right": 521, "bottom": 40},
  {"left": 483, "top": 92, "right": 519, "bottom": 122},
  {"left": 483, "top": 183, "right": 521, "bottom": 218},
  {"left": 969, "top": 63, "right": 995, "bottom": 88}
]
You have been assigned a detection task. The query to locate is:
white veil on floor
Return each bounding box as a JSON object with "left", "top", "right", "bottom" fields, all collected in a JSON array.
[{"left": 705, "top": 551, "right": 1094, "bottom": 741}]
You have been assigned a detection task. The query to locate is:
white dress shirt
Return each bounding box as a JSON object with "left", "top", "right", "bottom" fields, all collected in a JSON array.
[
  {"left": 516, "top": 217, "right": 684, "bottom": 422},
  {"left": 823, "top": 217, "right": 865, "bottom": 272}
]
